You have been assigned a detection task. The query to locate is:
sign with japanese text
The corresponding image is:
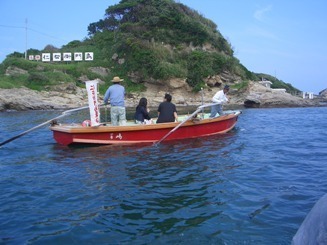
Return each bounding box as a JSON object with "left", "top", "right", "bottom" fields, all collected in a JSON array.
[
  {"left": 42, "top": 53, "right": 51, "bottom": 62},
  {"left": 63, "top": 53, "right": 72, "bottom": 61},
  {"left": 53, "top": 53, "right": 61, "bottom": 61},
  {"left": 36, "top": 52, "right": 94, "bottom": 62},
  {"left": 74, "top": 52, "right": 83, "bottom": 61},
  {"left": 85, "top": 52, "right": 94, "bottom": 61}
]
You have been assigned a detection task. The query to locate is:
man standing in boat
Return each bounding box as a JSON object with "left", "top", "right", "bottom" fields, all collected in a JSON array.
[
  {"left": 209, "top": 85, "right": 229, "bottom": 118},
  {"left": 104, "top": 76, "right": 126, "bottom": 126}
]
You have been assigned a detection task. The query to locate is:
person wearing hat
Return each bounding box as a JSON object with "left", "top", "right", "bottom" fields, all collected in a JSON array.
[
  {"left": 104, "top": 76, "right": 126, "bottom": 126},
  {"left": 209, "top": 85, "right": 230, "bottom": 118}
]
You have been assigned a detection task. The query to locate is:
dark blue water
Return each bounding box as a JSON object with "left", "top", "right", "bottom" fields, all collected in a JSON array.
[{"left": 1, "top": 107, "right": 326, "bottom": 244}]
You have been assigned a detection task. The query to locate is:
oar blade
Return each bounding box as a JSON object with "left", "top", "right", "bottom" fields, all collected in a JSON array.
[
  {"left": 0, "top": 134, "right": 24, "bottom": 147},
  {"left": 0, "top": 105, "right": 90, "bottom": 147}
]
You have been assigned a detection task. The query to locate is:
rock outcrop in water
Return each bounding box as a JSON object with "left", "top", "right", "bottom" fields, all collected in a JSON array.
[{"left": 0, "top": 78, "right": 324, "bottom": 111}]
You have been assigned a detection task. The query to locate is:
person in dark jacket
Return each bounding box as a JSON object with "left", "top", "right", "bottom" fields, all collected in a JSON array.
[
  {"left": 134, "top": 97, "right": 151, "bottom": 124},
  {"left": 156, "top": 93, "right": 178, "bottom": 123}
]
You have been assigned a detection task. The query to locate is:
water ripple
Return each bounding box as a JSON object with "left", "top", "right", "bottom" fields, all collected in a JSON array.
[{"left": 1, "top": 107, "right": 327, "bottom": 244}]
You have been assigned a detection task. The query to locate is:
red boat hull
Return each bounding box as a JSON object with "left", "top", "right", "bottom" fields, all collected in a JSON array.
[{"left": 50, "top": 112, "right": 240, "bottom": 146}]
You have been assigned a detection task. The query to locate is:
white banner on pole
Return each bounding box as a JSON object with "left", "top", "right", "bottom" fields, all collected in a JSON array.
[{"left": 85, "top": 80, "right": 101, "bottom": 126}]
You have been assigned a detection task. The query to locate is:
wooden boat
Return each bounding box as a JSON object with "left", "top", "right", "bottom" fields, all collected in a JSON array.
[
  {"left": 0, "top": 80, "right": 241, "bottom": 147},
  {"left": 50, "top": 110, "right": 241, "bottom": 146}
]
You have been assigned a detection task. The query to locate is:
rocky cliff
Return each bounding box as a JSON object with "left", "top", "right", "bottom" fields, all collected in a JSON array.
[{"left": 0, "top": 78, "right": 322, "bottom": 111}]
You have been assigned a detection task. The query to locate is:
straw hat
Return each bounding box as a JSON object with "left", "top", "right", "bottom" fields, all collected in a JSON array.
[{"left": 112, "top": 76, "right": 124, "bottom": 83}]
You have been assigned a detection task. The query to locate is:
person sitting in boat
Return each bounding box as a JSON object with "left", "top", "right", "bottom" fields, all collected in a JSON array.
[
  {"left": 103, "top": 76, "right": 126, "bottom": 126},
  {"left": 209, "top": 85, "right": 229, "bottom": 118},
  {"left": 156, "top": 93, "right": 178, "bottom": 123},
  {"left": 134, "top": 97, "right": 152, "bottom": 124}
]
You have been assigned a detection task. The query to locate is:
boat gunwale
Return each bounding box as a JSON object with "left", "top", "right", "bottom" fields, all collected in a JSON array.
[{"left": 50, "top": 111, "right": 240, "bottom": 134}]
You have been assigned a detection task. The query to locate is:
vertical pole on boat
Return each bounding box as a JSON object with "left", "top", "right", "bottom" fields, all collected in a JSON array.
[
  {"left": 25, "top": 18, "right": 28, "bottom": 60},
  {"left": 85, "top": 80, "right": 101, "bottom": 126},
  {"left": 104, "top": 105, "right": 108, "bottom": 124},
  {"left": 201, "top": 87, "right": 204, "bottom": 119}
]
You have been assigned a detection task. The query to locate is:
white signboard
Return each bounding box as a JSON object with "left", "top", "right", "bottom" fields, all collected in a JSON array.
[
  {"left": 63, "top": 52, "right": 72, "bottom": 61},
  {"left": 31, "top": 52, "right": 94, "bottom": 62},
  {"left": 85, "top": 80, "right": 101, "bottom": 126},
  {"left": 42, "top": 53, "right": 51, "bottom": 62},
  {"left": 53, "top": 53, "right": 61, "bottom": 61},
  {"left": 74, "top": 52, "right": 83, "bottom": 61},
  {"left": 85, "top": 52, "right": 94, "bottom": 61}
]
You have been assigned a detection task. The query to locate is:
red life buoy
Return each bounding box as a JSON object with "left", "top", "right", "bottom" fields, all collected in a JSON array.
[{"left": 82, "top": 120, "right": 91, "bottom": 127}]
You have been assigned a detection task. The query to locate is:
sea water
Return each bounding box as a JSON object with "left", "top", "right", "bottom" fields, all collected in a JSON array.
[{"left": 0, "top": 107, "right": 326, "bottom": 244}]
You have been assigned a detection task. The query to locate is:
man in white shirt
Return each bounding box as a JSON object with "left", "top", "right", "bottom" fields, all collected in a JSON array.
[{"left": 209, "top": 85, "right": 229, "bottom": 118}]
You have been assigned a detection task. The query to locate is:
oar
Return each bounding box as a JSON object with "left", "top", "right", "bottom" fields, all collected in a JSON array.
[
  {"left": 0, "top": 105, "right": 90, "bottom": 147},
  {"left": 153, "top": 103, "right": 219, "bottom": 146}
]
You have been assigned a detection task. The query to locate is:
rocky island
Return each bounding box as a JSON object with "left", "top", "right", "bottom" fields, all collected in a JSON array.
[
  {"left": 0, "top": 68, "right": 325, "bottom": 111},
  {"left": 1, "top": 0, "right": 326, "bottom": 111}
]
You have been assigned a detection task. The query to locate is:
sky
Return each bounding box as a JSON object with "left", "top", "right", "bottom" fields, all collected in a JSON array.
[{"left": 0, "top": 0, "right": 326, "bottom": 94}]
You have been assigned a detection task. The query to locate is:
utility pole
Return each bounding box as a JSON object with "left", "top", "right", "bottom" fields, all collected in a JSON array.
[{"left": 25, "top": 18, "right": 28, "bottom": 60}]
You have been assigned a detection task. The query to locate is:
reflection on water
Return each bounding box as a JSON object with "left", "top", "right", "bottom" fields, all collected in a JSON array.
[{"left": 46, "top": 132, "right": 244, "bottom": 242}]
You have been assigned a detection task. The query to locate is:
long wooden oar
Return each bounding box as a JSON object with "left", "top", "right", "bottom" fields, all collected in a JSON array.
[
  {"left": 0, "top": 105, "right": 90, "bottom": 147},
  {"left": 153, "top": 103, "right": 219, "bottom": 146}
]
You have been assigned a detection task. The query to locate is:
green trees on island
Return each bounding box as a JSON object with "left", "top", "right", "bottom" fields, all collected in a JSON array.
[
  {"left": 86, "top": 0, "right": 251, "bottom": 91},
  {"left": 0, "top": 0, "right": 300, "bottom": 94}
]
